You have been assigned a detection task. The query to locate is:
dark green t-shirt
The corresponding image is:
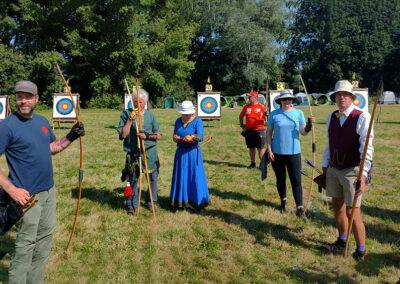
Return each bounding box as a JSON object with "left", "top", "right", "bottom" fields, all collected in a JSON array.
[{"left": 117, "top": 110, "right": 160, "bottom": 171}]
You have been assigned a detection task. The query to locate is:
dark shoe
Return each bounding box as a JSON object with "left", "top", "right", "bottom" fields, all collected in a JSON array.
[
  {"left": 185, "top": 204, "right": 197, "bottom": 213},
  {"left": 247, "top": 162, "right": 256, "bottom": 169},
  {"left": 278, "top": 199, "right": 287, "bottom": 212},
  {"left": 145, "top": 203, "right": 158, "bottom": 212},
  {"left": 120, "top": 169, "right": 127, "bottom": 182},
  {"left": 352, "top": 249, "right": 366, "bottom": 261},
  {"left": 321, "top": 238, "right": 346, "bottom": 255},
  {"left": 127, "top": 208, "right": 135, "bottom": 215},
  {"left": 296, "top": 207, "right": 308, "bottom": 221}
]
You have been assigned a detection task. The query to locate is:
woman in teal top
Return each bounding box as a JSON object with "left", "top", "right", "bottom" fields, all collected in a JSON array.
[{"left": 266, "top": 91, "right": 314, "bottom": 220}]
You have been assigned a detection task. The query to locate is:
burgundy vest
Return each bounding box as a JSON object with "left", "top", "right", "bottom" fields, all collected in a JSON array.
[{"left": 328, "top": 109, "right": 362, "bottom": 169}]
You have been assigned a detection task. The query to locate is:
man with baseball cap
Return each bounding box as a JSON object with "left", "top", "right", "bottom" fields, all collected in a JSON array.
[
  {"left": 0, "top": 80, "right": 85, "bottom": 283},
  {"left": 322, "top": 80, "right": 373, "bottom": 261},
  {"left": 239, "top": 90, "right": 267, "bottom": 168}
]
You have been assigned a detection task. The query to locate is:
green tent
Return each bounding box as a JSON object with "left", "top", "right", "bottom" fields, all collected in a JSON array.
[{"left": 163, "top": 97, "right": 176, "bottom": 109}]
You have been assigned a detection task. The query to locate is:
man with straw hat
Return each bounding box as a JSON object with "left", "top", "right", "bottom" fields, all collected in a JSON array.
[
  {"left": 322, "top": 80, "right": 373, "bottom": 261},
  {"left": 239, "top": 90, "right": 267, "bottom": 168}
]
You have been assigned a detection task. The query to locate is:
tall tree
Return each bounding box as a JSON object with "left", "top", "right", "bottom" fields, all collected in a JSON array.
[
  {"left": 190, "top": 0, "right": 287, "bottom": 96},
  {"left": 0, "top": 0, "right": 198, "bottom": 105},
  {"left": 284, "top": 0, "right": 400, "bottom": 93}
]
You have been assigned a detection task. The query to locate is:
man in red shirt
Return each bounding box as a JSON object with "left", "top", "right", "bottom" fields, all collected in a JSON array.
[{"left": 239, "top": 91, "right": 267, "bottom": 168}]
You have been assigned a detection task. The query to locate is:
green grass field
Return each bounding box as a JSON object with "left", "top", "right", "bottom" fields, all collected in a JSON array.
[{"left": 1, "top": 105, "right": 399, "bottom": 283}]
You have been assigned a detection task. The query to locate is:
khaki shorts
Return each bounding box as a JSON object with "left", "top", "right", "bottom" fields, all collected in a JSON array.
[{"left": 326, "top": 166, "right": 362, "bottom": 207}]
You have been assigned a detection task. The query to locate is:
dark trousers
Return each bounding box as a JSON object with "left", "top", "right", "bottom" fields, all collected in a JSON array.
[{"left": 271, "top": 153, "right": 303, "bottom": 207}]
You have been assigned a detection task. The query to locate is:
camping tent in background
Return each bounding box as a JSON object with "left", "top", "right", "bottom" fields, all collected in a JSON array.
[
  {"left": 294, "top": 92, "right": 309, "bottom": 106},
  {"left": 312, "top": 93, "right": 332, "bottom": 105},
  {"left": 163, "top": 96, "right": 176, "bottom": 109},
  {"left": 220, "top": 96, "right": 232, "bottom": 108},
  {"left": 379, "top": 91, "right": 396, "bottom": 104},
  {"left": 235, "top": 96, "right": 247, "bottom": 107}
]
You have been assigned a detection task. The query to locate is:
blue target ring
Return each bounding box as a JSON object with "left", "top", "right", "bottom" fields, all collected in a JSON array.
[
  {"left": 56, "top": 98, "right": 74, "bottom": 115},
  {"left": 200, "top": 97, "right": 218, "bottom": 114},
  {"left": 354, "top": 94, "right": 366, "bottom": 109},
  {"left": 0, "top": 102, "right": 3, "bottom": 115}
]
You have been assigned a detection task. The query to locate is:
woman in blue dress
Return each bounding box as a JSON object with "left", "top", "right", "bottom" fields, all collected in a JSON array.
[{"left": 170, "top": 100, "right": 210, "bottom": 211}]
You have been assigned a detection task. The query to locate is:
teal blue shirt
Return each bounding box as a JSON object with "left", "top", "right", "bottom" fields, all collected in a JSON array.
[
  {"left": 267, "top": 108, "right": 305, "bottom": 155},
  {"left": 117, "top": 110, "right": 160, "bottom": 170}
]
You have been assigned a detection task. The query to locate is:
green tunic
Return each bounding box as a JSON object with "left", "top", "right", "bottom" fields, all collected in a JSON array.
[{"left": 118, "top": 110, "right": 160, "bottom": 172}]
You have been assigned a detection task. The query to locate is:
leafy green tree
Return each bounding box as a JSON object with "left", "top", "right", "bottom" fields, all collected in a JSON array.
[
  {"left": 190, "top": 0, "right": 286, "bottom": 96},
  {"left": 0, "top": 0, "right": 197, "bottom": 105},
  {"left": 0, "top": 44, "right": 28, "bottom": 95},
  {"left": 285, "top": 0, "right": 400, "bottom": 93}
]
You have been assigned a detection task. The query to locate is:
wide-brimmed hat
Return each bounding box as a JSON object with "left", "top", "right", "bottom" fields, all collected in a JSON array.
[
  {"left": 247, "top": 90, "right": 259, "bottom": 98},
  {"left": 15, "top": 80, "right": 38, "bottom": 96},
  {"left": 178, "top": 100, "right": 195, "bottom": 114},
  {"left": 330, "top": 80, "right": 356, "bottom": 101},
  {"left": 275, "top": 90, "right": 298, "bottom": 104}
]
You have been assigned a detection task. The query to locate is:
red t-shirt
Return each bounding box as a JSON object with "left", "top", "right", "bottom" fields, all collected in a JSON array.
[{"left": 240, "top": 102, "right": 266, "bottom": 130}]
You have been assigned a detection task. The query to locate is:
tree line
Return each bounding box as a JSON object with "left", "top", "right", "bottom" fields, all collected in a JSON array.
[{"left": 0, "top": 0, "right": 399, "bottom": 107}]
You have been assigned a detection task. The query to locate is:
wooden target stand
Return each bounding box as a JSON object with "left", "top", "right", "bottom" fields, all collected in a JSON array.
[
  {"left": 0, "top": 95, "right": 11, "bottom": 121},
  {"left": 52, "top": 92, "right": 80, "bottom": 130}
]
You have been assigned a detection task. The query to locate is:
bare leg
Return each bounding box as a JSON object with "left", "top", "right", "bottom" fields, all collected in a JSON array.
[
  {"left": 249, "top": 148, "right": 256, "bottom": 164},
  {"left": 332, "top": 197, "right": 348, "bottom": 235},
  {"left": 346, "top": 207, "right": 366, "bottom": 246}
]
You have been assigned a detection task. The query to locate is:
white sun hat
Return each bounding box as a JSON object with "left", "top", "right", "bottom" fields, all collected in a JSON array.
[
  {"left": 330, "top": 80, "right": 356, "bottom": 101},
  {"left": 178, "top": 100, "right": 196, "bottom": 114}
]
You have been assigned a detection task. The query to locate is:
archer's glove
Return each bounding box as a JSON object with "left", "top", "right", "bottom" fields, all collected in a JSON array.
[
  {"left": 66, "top": 122, "right": 85, "bottom": 142},
  {"left": 129, "top": 110, "right": 137, "bottom": 120},
  {"left": 304, "top": 117, "right": 312, "bottom": 133}
]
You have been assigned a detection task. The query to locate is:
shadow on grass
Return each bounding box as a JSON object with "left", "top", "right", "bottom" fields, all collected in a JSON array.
[
  {"left": 356, "top": 252, "right": 400, "bottom": 277},
  {"left": 105, "top": 125, "right": 118, "bottom": 131},
  {"left": 70, "top": 187, "right": 173, "bottom": 213},
  {"left": 70, "top": 187, "right": 125, "bottom": 210},
  {"left": 201, "top": 208, "right": 313, "bottom": 249},
  {"left": 363, "top": 205, "right": 400, "bottom": 223},
  {"left": 209, "top": 188, "right": 276, "bottom": 208},
  {"left": 307, "top": 207, "right": 399, "bottom": 246},
  {"left": 204, "top": 160, "right": 248, "bottom": 168},
  {"left": 376, "top": 120, "right": 400, "bottom": 125},
  {"left": 288, "top": 267, "right": 358, "bottom": 283},
  {"left": 0, "top": 233, "right": 15, "bottom": 283},
  {"left": 366, "top": 223, "right": 400, "bottom": 245}
]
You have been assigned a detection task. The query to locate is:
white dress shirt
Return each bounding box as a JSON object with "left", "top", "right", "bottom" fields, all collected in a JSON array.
[{"left": 322, "top": 104, "right": 374, "bottom": 177}]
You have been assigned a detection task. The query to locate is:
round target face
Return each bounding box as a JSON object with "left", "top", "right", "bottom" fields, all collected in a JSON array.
[
  {"left": 56, "top": 98, "right": 74, "bottom": 115},
  {"left": 0, "top": 102, "right": 3, "bottom": 115},
  {"left": 354, "top": 94, "right": 366, "bottom": 109},
  {"left": 200, "top": 97, "right": 218, "bottom": 114}
]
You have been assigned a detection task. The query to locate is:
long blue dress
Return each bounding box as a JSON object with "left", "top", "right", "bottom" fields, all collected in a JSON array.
[{"left": 170, "top": 117, "right": 210, "bottom": 208}]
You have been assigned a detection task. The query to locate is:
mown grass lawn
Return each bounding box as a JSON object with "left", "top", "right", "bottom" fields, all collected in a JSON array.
[{"left": 1, "top": 104, "right": 399, "bottom": 283}]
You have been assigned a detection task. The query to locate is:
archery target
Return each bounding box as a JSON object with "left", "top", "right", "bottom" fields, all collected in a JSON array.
[
  {"left": 353, "top": 88, "right": 368, "bottom": 113},
  {"left": 0, "top": 96, "right": 8, "bottom": 120},
  {"left": 197, "top": 92, "right": 221, "bottom": 118},
  {"left": 53, "top": 94, "right": 79, "bottom": 119},
  {"left": 124, "top": 93, "right": 147, "bottom": 110}
]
